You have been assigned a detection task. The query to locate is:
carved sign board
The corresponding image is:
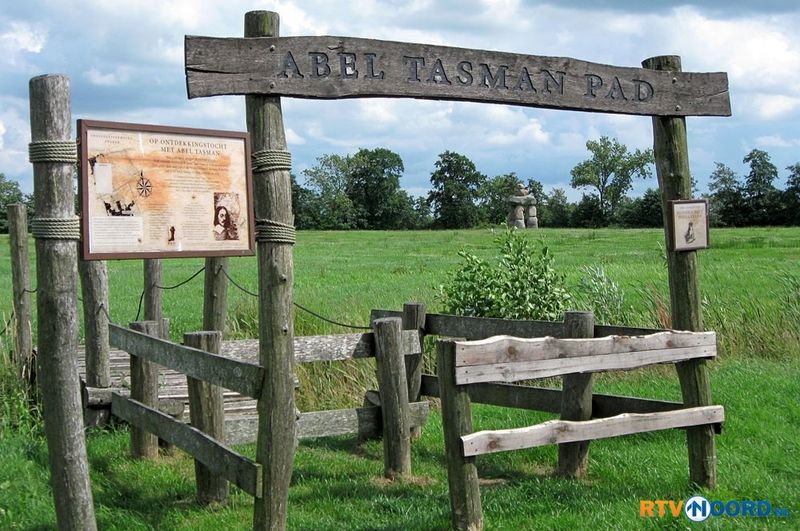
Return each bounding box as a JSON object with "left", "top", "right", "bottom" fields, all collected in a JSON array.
[
  {"left": 78, "top": 120, "right": 254, "bottom": 260},
  {"left": 185, "top": 35, "right": 731, "bottom": 117},
  {"left": 669, "top": 199, "right": 709, "bottom": 251}
]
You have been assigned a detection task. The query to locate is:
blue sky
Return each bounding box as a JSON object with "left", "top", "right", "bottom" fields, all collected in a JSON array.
[{"left": 2, "top": 1, "right": 799, "bottom": 200}]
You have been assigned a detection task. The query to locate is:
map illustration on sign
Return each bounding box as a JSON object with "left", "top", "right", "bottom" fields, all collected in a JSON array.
[{"left": 79, "top": 120, "right": 254, "bottom": 260}]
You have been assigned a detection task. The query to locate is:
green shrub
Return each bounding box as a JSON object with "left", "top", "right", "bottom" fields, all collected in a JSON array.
[
  {"left": 438, "top": 229, "right": 571, "bottom": 320},
  {"left": 574, "top": 265, "right": 630, "bottom": 325}
]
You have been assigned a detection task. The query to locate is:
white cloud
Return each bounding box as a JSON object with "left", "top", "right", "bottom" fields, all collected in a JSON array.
[
  {"left": 755, "top": 134, "right": 800, "bottom": 148},
  {"left": 0, "top": 21, "right": 47, "bottom": 66},
  {"left": 84, "top": 66, "right": 131, "bottom": 86}
]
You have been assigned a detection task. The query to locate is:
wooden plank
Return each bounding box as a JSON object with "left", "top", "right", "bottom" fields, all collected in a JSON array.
[
  {"left": 294, "top": 330, "right": 421, "bottom": 362},
  {"left": 420, "top": 374, "right": 683, "bottom": 417},
  {"left": 111, "top": 394, "right": 262, "bottom": 498},
  {"left": 185, "top": 35, "right": 731, "bottom": 117},
  {"left": 402, "top": 302, "right": 426, "bottom": 440},
  {"left": 462, "top": 406, "right": 725, "bottom": 457},
  {"left": 427, "top": 313, "right": 563, "bottom": 340},
  {"left": 79, "top": 258, "right": 110, "bottom": 387},
  {"left": 129, "top": 321, "right": 159, "bottom": 459},
  {"left": 594, "top": 324, "right": 664, "bottom": 337},
  {"left": 109, "top": 323, "right": 264, "bottom": 398},
  {"left": 455, "top": 331, "right": 716, "bottom": 366},
  {"left": 456, "top": 344, "right": 716, "bottom": 384}
]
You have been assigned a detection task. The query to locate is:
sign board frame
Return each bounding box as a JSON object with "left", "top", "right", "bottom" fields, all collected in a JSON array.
[
  {"left": 668, "top": 199, "right": 710, "bottom": 252},
  {"left": 78, "top": 119, "right": 255, "bottom": 260}
]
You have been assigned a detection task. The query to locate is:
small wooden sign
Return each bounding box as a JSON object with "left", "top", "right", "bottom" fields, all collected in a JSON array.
[
  {"left": 185, "top": 35, "right": 731, "bottom": 117},
  {"left": 78, "top": 120, "right": 254, "bottom": 260},
  {"left": 669, "top": 200, "right": 709, "bottom": 251}
]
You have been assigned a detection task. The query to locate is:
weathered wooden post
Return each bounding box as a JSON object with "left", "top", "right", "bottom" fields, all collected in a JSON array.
[
  {"left": 438, "top": 340, "right": 483, "bottom": 531},
  {"left": 129, "top": 320, "right": 160, "bottom": 459},
  {"left": 643, "top": 55, "right": 718, "bottom": 489},
  {"left": 402, "top": 302, "right": 426, "bottom": 439},
  {"left": 144, "top": 258, "right": 163, "bottom": 328},
  {"left": 184, "top": 331, "right": 228, "bottom": 504},
  {"left": 203, "top": 256, "right": 229, "bottom": 332},
  {"left": 79, "top": 258, "right": 110, "bottom": 388},
  {"left": 245, "top": 11, "right": 297, "bottom": 530},
  {"left": 29, "top": 74, "right": 97, "bottom": 530},
  {"left": 557, "top": 311, "right": 595, "bottom": 477},
  {"left": 7, "top": 203, "right": 34, "bottom": 382},
  {"left": 373, "top": 317, "right": 411, "bottom": 478}
]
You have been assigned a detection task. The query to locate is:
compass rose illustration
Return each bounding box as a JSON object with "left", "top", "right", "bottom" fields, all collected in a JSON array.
[{"left": 136, "top": 172, "right": 152, "bottom": 197}]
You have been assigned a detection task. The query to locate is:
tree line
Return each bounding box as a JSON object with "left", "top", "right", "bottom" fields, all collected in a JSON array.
[{"left": 2, "top": 138, "right": 798, "bottom": 232}]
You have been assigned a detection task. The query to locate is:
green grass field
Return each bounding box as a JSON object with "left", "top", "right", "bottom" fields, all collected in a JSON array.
[{"left": 1, "top": 227, "right": 798, "bottom": 529}]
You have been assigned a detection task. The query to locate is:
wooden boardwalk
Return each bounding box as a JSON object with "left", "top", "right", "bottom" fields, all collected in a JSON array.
[{"left": 78, "top": 340, "right": 262, "bottom": 444}]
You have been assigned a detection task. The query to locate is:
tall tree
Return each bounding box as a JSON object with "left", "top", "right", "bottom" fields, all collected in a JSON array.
[
  {"left": 0, "top": 173, "right": 31, "bottom": 233},
  {"left": 707, "top": 162, "right": 743, "bottom": 227},
  {"left": 346, "top": 148, "right": 406, "bottom": 229},
  {"left": 540, "top": 187, "right": 572, "bottom": 227},
  {"left": 302, "top": 154, "right": 356, "bottom": 229},
  {"left": 784, "top": 163, "right": 800, "bottom": 226},
  {"left": 742, "top": 149, "right": 779, "bottom": 226},
  {"left": 478, "top": 172, "right": 520, "bottom": 225},
  {"left": 569, "top": 136, "right": 654, "bottom": 224},
  {"left": 428, "top": 151, "right": 486, "bottom": 229}
]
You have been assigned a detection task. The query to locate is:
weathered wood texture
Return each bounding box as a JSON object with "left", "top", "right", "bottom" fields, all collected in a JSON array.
[
  {"left": 111, "top": 394, "right": 262, "bottom": 498},
  {"left": 437, "top": 340, "right": 484, "bottom": 531},
  {"left": 245, "top": 11, "right": 296, "bottom": 530},
  {"left": 203, "top": 256, "right": 228, "bottom": 333},
  {"left": 143, "top": 258, "right": 162, "bottom": 323},
  {"left": 184, "top": 332, "right": 228, "bottom": 504},
  {"left": 462, "top": 406, "right": 725, "bottom": 457},
  {"left": 109, "top": 323, "right": 263, "bottom": 398},
  {"left": 7, "top": 204, "right": 33, "bottom": 380},
  {"left": 420, "top": 374, "right": 683, "bottom": 417},
  {"left": 645, "top": 54, "right": 718, "bottom": 489},
  {"left": 372, "top": 308, "right": 663, "bottom": 339},
  {"left": 453, "top": 331, "right": 716, "bottom": 384},
  {"left": 186, "top": 35, "right": 730, "bottom": 117},
  {"left": 294, "top": 402, "right": 429, "bottom": 441},
  {"left": 373, "top": 317, "right": 411, "bottom": 478},
  {"left": 402, "top": 303, "right": 426, "bottom": 440},
  {"left": 79, "top": 258, "right": 110, "bottom": 387},
  {"left": 30, "top": 74, "right": 98, "bottom": 531},
  {"left": 558, "top": 311, "right": 594, "bottom": 478},
  {"left": 129, "top": 321, "right": 160, "bottom": 459}
]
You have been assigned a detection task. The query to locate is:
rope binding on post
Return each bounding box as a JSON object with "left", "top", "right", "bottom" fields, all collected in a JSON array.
[
  {"left": 28, "top": 140, "right": 78, "bottom": 163},
  {"left": 255, "top": 218, "right": 296, "bottom": 245},
  {"left": 30, "top": 217, "right": 81, "bottom": 240},
  {"left": 252, "top": 149, "right": 291, "bottom": 173}
]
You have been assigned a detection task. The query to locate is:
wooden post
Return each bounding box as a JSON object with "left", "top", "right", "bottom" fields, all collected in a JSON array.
[
  {"left": 245, "top": 11, "right": 297, "bottom": 530},
  {"left": 437, "top": 340, "right": 483, "bottom": 531},
  {"left": 184, "top": 331, "right": 229, "bottom": 504},
  {"left": 29, "top": 74, "right": 97, "bottom": 530},
  {"left": 144, "top": 258, "right": 162, "bottom": 323},
  {"left": 402, "top": 302, "right": 426, "bottom": 439},
  {"left": 557, "top": 311, "right": 595, "bottom": 477},
  {"left": 79, "top": 259, "right": 110, "bottom": 388},
  {"left": 129, "top": 320, "right": 159, "bottom": 459},
  {"left": 643, "top": 55, "right": 718, "bottom": 489},
  {"left": 7, "top": 203, "right": 33, "bottom": 382},
  {"left": 203, "top": 256, "right": 229, "bottom": 333},
  {"left": 373, "top": 317, "right": 411, "bottom": 478}
]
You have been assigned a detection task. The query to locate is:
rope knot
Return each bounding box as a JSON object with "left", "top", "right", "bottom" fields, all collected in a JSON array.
[
  {"left": 29, "top": 141, "right": 78, "bottom": 163},
  {"left": 252, "top": 149, "right": 291, "bottom": 173},
  {"left": 30, "top": 217, "right": 81, "bottom": 240},
  {"left": 255, "top": 219, "right": 296, "bottom": 245}
]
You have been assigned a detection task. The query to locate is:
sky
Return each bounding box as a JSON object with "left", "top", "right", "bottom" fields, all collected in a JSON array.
[{"left": 1, "top": 0, "right": 799, "bottom": 200}]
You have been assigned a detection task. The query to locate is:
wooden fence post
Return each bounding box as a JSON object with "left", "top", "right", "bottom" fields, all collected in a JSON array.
[
  {"left": 7, "top": 203, "right": 33, "bottom": 382},
  {"left": 184, "top": 331, "right": 228, "bottom": 504},
  {"left": 373, "top": 317, "right": 411, "bottom": 478},
  {"left": 129, "top": 320, "right": 160, "bottom": 459},
  {"left": 402, "top": 302, "right": 426, "bottom": 439},
  {"left": 557, "top": 311, "right": 595, "bottom": 477},
  {"left": 203, "top": 256, "right": 228, "bottom": 333},
  {"left": 144, "top": 258, "right": 162, "bottom": 323},
  {"left": 245, "top": 11, "right": 297, "bottom": 530},
  {"left": 438, "top": 340, "right": 483, "bottom": 531},
  {"left": 79, "top": 258, "right": 110, "bottom": 388},
  {"left": 29, "top": 74, "right": 97, "bottom": 530},
  {"left": 643, "top": 55, "right": 718, "bottom": 489}
]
